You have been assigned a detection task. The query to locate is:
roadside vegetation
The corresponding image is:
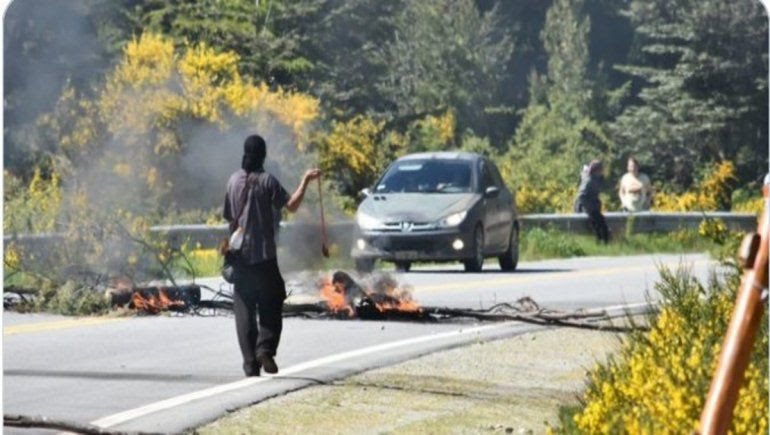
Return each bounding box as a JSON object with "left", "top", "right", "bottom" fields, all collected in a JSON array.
[
  {"left": 549, "top": 224, "right": 767, "bottom": 433},
  {"left": 3, "top": 3, "right": 767, "bottom": 432},
  {"left": 165, "top": 221, "right": 738, "bottom": 279},
  {"left": 198, "top": 328, "right": 622, "bottom": 434},
  {"left": 553, "top": 264, "right": 768, "bottom": 433},
  {"left": 4, "top": 1, "right": 766, "bottom": 306},
  {"left": 520, "top": 227, "right": 713, "bottom": 261},
  {"left": 3, "top": 223, "right": 735, "bottom": 316}
]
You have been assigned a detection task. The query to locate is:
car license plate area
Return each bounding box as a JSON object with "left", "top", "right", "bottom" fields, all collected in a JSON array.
[
  {"left": 387, "top": 239, "right": 433, "bottom": 251},
  {"left": 392, "top": 250, "right": 420, "bottom": 260}
]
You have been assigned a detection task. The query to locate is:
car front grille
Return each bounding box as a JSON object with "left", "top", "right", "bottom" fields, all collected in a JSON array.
[
  {"left": 380, "top": 238, "right": 434, "bottom": 252},
  {"left": 379, "top": 222, "right": 436, "bottom": 233}
]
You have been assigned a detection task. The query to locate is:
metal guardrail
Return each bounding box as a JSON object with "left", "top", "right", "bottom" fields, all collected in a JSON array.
[
  {"left": 519, "top": 211, "right": 758, "bottom": 235},
  {"left": 4, "top": 212, "right": 758, "bottom": 253}
]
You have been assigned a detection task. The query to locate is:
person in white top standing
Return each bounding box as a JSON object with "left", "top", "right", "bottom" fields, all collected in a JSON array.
[{"left": 618, "top": 157, "right": 653, "bottom": 211}]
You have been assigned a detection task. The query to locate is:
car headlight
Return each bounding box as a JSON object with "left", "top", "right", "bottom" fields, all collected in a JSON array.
[
  {"left": 438, "top": 210, "right": 467, "bottom": 228},
  {"left": 357, "top": 212, "right": 383, "bottom": 230}
]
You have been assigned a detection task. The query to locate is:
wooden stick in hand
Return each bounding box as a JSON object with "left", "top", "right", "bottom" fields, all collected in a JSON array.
[{"left": 318, "top": 177, "right": 329, "bottom": 258}]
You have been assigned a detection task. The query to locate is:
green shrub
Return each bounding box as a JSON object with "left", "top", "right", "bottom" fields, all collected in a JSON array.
[
  {"left": 521, "top": 227, "right": 586, "bottom": 259},
  {"left": 29, "top": 281, "right": 109, "bottom": 315},
  {"left": 519, "top": 227, "right": 713, "bottom": 261},
  {"left": 559, "top": 265, "right": 768, "bottom": 433}
]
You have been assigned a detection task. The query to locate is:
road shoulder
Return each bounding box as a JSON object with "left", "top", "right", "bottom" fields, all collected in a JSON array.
[{"left": 197, "top": 327, "right": 623, "bottom": 434}]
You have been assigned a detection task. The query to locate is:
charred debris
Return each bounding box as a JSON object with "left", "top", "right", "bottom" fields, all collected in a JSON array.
[{"left": 5, "top": 271, "right": 645, "bottom": 332}]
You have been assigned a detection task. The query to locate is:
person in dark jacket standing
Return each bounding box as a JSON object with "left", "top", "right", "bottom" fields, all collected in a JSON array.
[
  {"left": 573, "top": 159, "right": 610, "bottom": 243},
  {"left": 224, "top": 134, "right": 321, "bottom": 377}
]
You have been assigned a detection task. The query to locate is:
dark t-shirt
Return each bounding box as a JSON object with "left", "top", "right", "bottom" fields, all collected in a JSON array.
[
  {"left": 574, "top": 172, "right": 603, "bottom": 213},
  {"left": 224, "top": 169, "right": 290, "bottom": 264}
]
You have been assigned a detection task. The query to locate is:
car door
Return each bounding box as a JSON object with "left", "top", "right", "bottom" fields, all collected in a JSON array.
[
  {"left": 479, "top": 160, "right": 505, "bottom": 252},
  {"left": 490, "top": 162, "right": 514, "bottom": 249}
]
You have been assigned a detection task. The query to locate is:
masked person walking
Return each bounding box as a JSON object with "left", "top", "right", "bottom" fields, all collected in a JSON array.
[
  {"left": 573, "top": 159, "right": 610, "bottom": 243},
  {"left": 224, "top": 134, "right": 321, "bottom": 377}
]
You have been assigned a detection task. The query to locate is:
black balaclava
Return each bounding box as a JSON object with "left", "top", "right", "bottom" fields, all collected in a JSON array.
[{"left": 242, "top": 134, "right": 266, "bottom": 173}]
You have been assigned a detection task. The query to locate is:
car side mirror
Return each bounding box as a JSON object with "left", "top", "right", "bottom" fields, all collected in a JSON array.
[
  {"left": 360, "top": 187, "right": 372, "bottom": 198},
  {"left": 484, "top": 186, "right": 500, "bottom": 198}
]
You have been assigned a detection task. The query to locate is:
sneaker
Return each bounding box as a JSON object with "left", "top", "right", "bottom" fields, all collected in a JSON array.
[{"left": 257, "top": 355, "right": 278, "bottom": 374}]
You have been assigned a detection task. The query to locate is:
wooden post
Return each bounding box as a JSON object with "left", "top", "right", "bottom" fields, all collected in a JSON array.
[{"left": 699, "top": 182, "right": 769, "bottom": 434}]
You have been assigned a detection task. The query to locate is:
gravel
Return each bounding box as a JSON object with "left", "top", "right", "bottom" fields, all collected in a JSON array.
[{"left": 197, "top": 326, "right": 624, "bottom": 434}]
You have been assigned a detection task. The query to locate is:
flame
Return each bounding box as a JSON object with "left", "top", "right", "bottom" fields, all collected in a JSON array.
[
  {"left": 319, "top": 278, "right": 354, "bottom": 317},
  {"left": 317, "top": 273, "right": 422, "bottom": 317},
  {"left": 373, "top": 293, "right": 421, "bottom": 313},
  {"left": 369, "top": 283, "right": 421, "bottom": 313},
  {"left": 131, "top": 288, "right": 185, "bottom": 314}
]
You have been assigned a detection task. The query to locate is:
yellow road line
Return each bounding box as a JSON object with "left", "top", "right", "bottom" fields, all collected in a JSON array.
[
  {"left": 413, "top": 259, "right": 710, "bottom": 293},
  {"left": 4, "top": 317, "right": 127, "bottom": 336}
]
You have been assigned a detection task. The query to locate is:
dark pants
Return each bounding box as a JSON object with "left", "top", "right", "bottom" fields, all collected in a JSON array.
[
  {"left": 232, "top": 258, "right": 286, "bottom": 372},
  {"left": 586, "top": 208, "right": 610, "bottom": 243}
]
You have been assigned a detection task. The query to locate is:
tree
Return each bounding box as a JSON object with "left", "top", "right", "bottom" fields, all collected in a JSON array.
[
  {"left": 286, "top": 0, "right": 403, "bottom": 116},
  {"left": 501, "top": 0, "right": 611, "bottom": 213},
  {"left": 375, "top": 0, "right": 513, "bottom": 145},
  {"left": 102, "top": 0, "right": 316, "bottom": 85},
  {"left": 611, "top": 0, "right": 768, "bottom": 190},
  {"left": 3, "top": 0, "right": 115, "bottom": 178}
]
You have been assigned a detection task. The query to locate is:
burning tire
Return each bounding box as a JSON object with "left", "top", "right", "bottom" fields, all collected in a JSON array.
[
  {"left": 464, "top": 226, "right": 484, "bottom": 272},
  {"left": 498, "top": 224, "right": 519, "bottom": 272}
]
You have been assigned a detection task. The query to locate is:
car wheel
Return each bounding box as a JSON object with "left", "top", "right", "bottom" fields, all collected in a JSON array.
[
  {"left": 464, "top": 226, "right": 484, "bottom": 273},
  {"left": 355, "top": 258, "right": 375, "bottom": 273},
  {"left": 498, "top": 225, "right": 519, "bottom": 272},
  {"left": 394, "top": 261, "right": 411, "bottom": 273}
]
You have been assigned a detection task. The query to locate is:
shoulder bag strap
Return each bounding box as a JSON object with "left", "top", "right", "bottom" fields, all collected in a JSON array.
[{"left": 230, "top": 175, "right": 254, "bottom": 233}]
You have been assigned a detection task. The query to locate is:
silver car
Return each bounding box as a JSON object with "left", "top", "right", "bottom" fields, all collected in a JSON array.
[{"left": 351, "top": 151, "right": 519, "bottom": 273}]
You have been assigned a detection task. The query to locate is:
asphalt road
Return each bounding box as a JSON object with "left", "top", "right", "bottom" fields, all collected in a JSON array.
[{"left": 3, "top": 253, "right": 716, "bottom": 433}]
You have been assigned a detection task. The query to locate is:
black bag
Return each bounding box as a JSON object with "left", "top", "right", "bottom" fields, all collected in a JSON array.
[
  {"left": 222, "top": 250, "right": 238, "bottom": 284},
  {"left": 222, "top": 177, "right": 252, "bottom": 284}
]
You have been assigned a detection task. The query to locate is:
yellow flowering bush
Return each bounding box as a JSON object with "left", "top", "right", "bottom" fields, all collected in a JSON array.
[
  {"left": 319, "top": 115, "right": 385, "bottom": 179},
  {"left": 654, "top": 161, "right": 737, "bottom": 211},
  {"left": 317, "top": 114, "right": 407, "bottom": 210},
  {"left": 3, "top": 243, "right": 27, "bottom": 287},
  {"left": 733, "top": 197, "right": 764, "bottom": 215},
  {"left": 184, "top": 248, "right": 222, "bottom": 278},
  {"left": 8, "top": 32, "right": 324, "bottom": 286},
  {"left": 572, "top": 266, "right": 768, "bottom": 433},
  {"left": 113, "top": 33, "right": 175, "bottom": 87},
  {"left": 410, "top": 110, "right": 456, "bottom": 150},
  {"left": 4, "top": 168, "right": 62, "bottom": 233},
  {"left": 178, "top": 43, "right": 240, "bottom": 122},
  {"left": 516, "top": 181, "right": 576, "bottom": 214},
  {"left": 653, "top": 190, "right": 700, "bottom": 212},
  {"left": 668, "top": 228, "right": 698, "bottom": 245},
  {"left": 97, "top": 33, "right": 320, "bottom": 184},
  {"left": 700, "top": 161, "right": 738, "bottom": 209},
  {"left": 4, "top": 243, "right": 22, "bottom": 271},
  {"left": 697, "top": 218, "right": 728, "bottom": 245}
]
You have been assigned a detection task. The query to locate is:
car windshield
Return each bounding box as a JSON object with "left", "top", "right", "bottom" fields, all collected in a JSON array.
[{"left": 375, "top": 160, "right": 473, "bottom": 194}]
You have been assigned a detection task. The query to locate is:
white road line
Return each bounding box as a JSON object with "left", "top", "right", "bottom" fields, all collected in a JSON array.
[
  {"left": 90, "top": 323, "right": 506, "bottom": 429},
  {"left": 90, "top": 299, "right": 659, "bottom": 429},
  {"left": 601, "top": 301, "right": 654, "bottom": 313}
]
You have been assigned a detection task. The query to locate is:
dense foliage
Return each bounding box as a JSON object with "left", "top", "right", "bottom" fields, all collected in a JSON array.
[
  {"left": 4, "top": 4, "right": 767, "bottom": 431},
  {"left": 4, "top": 32, "right": 320, "bottom": 291},
  {"left": 5, "top": 0, "right": 767, "bottom": 217},
  {"left": 568, "top": 266, "right": 768, "bottom": 433},
  {"left": 3, "top": 0, "right": 768, "bottom": 286},
  {"left": 612, "top": 0, "right": 768, "bottom": 191}
]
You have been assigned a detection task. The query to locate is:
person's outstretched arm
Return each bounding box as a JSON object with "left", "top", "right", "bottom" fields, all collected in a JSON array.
[{"left": 285, "top": 169, "right": 322, "bottom": 213}]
